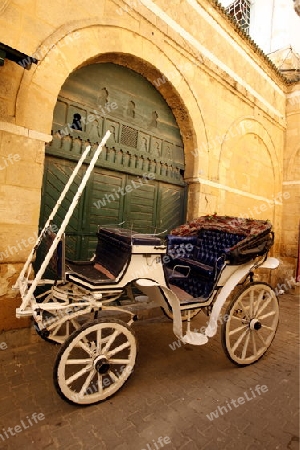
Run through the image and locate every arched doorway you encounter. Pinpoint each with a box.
[39,63,187,260]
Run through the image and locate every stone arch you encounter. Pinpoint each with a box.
[217,116,281,193]
[286,146,300,181]
[15,22,208,181]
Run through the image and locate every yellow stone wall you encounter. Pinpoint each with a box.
[0,0,298,330]
[280,82,300,281]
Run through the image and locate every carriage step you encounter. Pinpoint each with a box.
[182,331,208,346]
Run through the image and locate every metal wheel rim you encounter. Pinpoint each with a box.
[55,320,137,405]
[224,283,279,365]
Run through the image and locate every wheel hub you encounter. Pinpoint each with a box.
[249,318,262,331]
[94,356,110,374]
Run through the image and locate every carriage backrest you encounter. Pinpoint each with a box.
[194,229,245,265]
[95,228,162,277]
[166,236,197,260]
[166,231,245,266]
[95,229,132,277]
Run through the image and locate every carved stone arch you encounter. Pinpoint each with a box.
[15,22,207,181]
[217,117,281,197]
[286,146,300,181]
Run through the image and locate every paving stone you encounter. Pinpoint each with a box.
[178,439,199,450]
[0,293,298,449]
[65,443,84,450]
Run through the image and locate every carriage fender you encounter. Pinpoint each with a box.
[257,256,279,269]
[135,279,184,341]
[204,260,276,339]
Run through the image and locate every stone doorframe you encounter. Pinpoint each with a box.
[15,21,207,219]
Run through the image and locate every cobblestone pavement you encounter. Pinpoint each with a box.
[0,293,299,450]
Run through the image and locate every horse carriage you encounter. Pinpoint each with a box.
[13,132,280,405]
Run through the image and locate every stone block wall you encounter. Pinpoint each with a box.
[279,82,300,283]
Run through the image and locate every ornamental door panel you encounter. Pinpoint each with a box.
[40,62,187,260]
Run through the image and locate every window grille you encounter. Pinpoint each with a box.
[120,125,138,148]
[226,0,251,34]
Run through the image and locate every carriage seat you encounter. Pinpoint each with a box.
[66,228,161,283]
[166,229,245,280]
[93,228,161,279]
[164,229,246,299]
[93,228,132,279]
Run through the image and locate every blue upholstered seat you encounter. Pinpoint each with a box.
[165,230,245,299]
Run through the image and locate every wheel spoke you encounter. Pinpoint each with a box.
[66,365,90,385]
[79,369,96,396]
[108,370,119,382]
[76,340,93,356]
[97,328,102,350]
[251,331,257,358]
[241,331,250,360]
[102,330,120,354]
[107,341,130,358]
[65,358,92,365]
[258,311,276,320]
[249,290,254,317]
[230,315,243,321]
[51,323,62,336]
[232,328,249,353]
[263,325,277,331]
[71,319,81,331]
[238,299,250,315]
[256,295,273,317]
[228,324,248,336]
[256,330,267,348]
[98,373,103,394]
[65,321,70,337]
[109,358,131,365]
[253,290,265,316]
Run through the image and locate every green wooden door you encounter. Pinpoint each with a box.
[40,63,187,261]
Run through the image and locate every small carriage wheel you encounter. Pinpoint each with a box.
[34,315,81,345]
[221,282,279,366]
[53,319,137,405]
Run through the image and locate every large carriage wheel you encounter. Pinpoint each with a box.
[221,282,279,366]
[53,319,137,405]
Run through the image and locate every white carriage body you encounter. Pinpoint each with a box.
[12,132,280,405]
